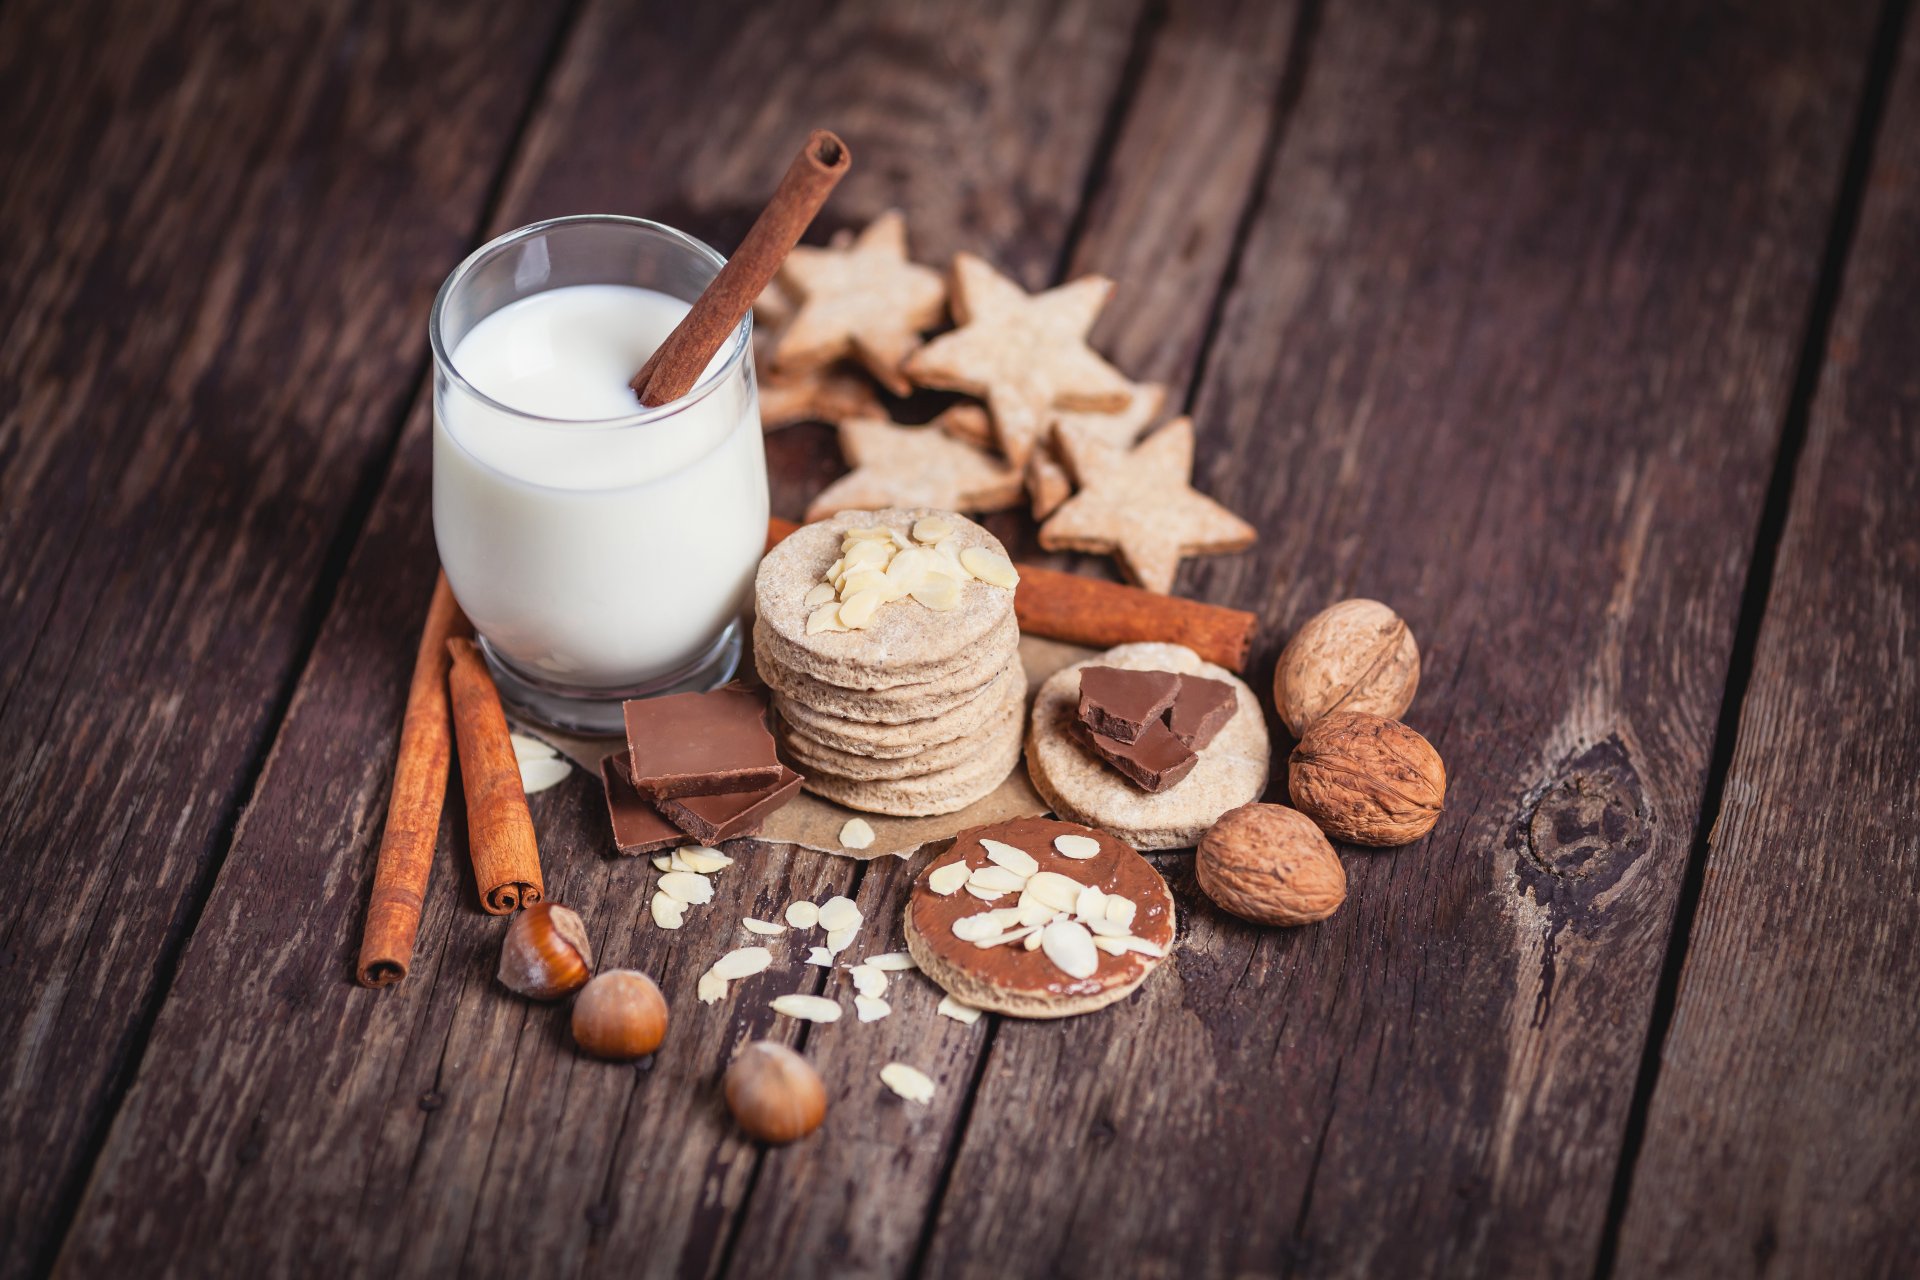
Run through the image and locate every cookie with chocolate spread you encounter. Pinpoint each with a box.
[904,817,1176,1018]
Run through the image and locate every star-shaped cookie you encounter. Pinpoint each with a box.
[756,353,884,431]
[903,254,1132,469]
[1039,417,1256,593]
[805,414,1024,521]
[1026,381,1171,519]
[774,211,947,396]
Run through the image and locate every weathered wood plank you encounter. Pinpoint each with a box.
[0,1,567,1273]
[720,3,1302,1272]
[914,1,1886,1276]
[1612,13,1920,1274]
[56,1,1151,1274]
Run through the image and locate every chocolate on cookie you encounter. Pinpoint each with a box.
[904,817,1175,1018]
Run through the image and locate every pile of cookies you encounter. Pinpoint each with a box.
[752,507,1027,816]
[754,211,1255,594]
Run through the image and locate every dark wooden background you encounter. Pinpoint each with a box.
[3,0,1917,1275]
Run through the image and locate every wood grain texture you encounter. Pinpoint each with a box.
[0,2,567,1274]
[916,0,1884,1275]
[56,1,1152,1273]
[1613,14,1920,1275]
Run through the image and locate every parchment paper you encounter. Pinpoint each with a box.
[520,633,1097,862]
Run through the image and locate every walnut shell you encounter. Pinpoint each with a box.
[1274,599,1420,736]
[1197,803,1346,926]
[1288,712,1444,846]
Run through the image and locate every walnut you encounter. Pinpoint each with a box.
[1274,599,1420,736]
[1288,712,1444,846]
[1197,804,1347,926]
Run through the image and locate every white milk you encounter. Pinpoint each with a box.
[434,284,766,689]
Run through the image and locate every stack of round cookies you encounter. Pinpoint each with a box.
[754,508,1026,816]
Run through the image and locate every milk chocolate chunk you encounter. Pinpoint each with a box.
[1073,719,1198,793]
[602,751,690,855]
[1076,666,1181,745]
[1167,674,1238,750]
[657,767,804,844]
[624,686,783,799]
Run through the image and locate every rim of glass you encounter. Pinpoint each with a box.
[428,214,750,429]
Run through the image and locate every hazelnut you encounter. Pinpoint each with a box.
[724,1041,827,1145]
[1274,599,1420,736]
[572,969,668,1060]
[1197,804,1346,926]
[496,902,593,1000]
[1288,711,1445,846]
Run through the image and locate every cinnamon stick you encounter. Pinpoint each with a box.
[632,130,850,405]
[356,573,467,987]
[446,637,545,914]
[764,518,1258,671]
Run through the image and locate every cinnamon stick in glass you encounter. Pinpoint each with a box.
[631,129,850,405]
[445,637,545,914]
[357,572,466,988]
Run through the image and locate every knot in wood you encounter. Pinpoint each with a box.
[1524,738,1647,881]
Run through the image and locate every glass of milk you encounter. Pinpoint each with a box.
[429,216,768,734]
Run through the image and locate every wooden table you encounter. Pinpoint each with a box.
[4,1,1917,1275]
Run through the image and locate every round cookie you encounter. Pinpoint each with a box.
[778,664,1027,780]
[755,508,1017,691]
[774,659,1025,757]
[755,617,1018,723]
[799,709,1023,816]
[1026,642,1269,850]
[903,816,1175,1019]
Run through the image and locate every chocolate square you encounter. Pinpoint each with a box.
[601,751,690,855]
[1167,675,1238,750]
[1073,718,1198,793]
[623,685,783,799]
[656,767,804,845]
[1076,666,1181,745]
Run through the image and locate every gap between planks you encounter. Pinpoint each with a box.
[1590,0,1917,1272]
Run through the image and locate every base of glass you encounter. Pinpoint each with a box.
[477,621,744,737]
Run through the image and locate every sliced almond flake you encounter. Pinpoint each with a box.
[509,733,558,763]
[959,546,1019,589]
[1024,871,1085,912]
[911,516,954,543]
[770,994,842,1023]
[785,900,821,930]
[937,995,982,1025]
[679,847,734,874]
[839,818,876,850]
[808,603,850,635]
[823,556,846,580]
[1040,920,1099,979]
[880,1062,935,1104]
[1104,895,1138,927]
[854,995,892,1023]
[865,952,916,971]
[650,892,686,930]
[1093,935,1167,958]
[964,882,1009,902]
[972,926,1038,950]
[651,855,675,873]
[742,917,787,936]
[710,946,773,980]
[910,578,961,611]
[697,971,730,1004]
[980,839,1039,878]
[825,924,859,955]
[657,871,714,905]
[842,525,896,543]
[805,946,835,967]
[1084,914,1134,938]
[847,964,887,998]
[518,755,571,794]
[1024,930,1043,951]
[1015,900,1059,928]
[817,896,863,933]
[927,861,971,896]
[838,569,891,600]
[803,582,837,607]
[951,914,1002,942]
[967,865,1028,895]
[889,528,913,550]
[1074,884,1108,922]
[1052,834,1102,860]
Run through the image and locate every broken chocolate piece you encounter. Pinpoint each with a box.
[1076,666,1181,745]
[623,685,783,799]
[1167,674,1238,750]
[656,767,804,845]
[602,751,691,855]
[1072,719,1199,793]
